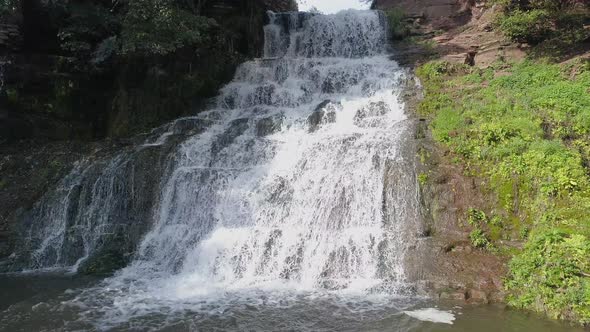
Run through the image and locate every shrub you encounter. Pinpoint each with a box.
[470,229,491,248]
[496,0,589,45]
[506,231,590,323]
[416,61,464,80]
[553,11,590,44]
[496,9,552,43]
[467,208,487,226]
[120,0,216,56]
[57,3,119,56]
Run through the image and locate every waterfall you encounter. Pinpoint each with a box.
[8,9,419,301]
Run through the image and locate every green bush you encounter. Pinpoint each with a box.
[553,11,590,44]
[120,0,216,56]
[506,231,590,323]
[496,0,589,45]
[54,0,224,60]
[468,208,487,226]
[416,61,467,80]
[470,229,491,248]
[497,9,552,43]
[418,173,429,186]
[58,3,119,56]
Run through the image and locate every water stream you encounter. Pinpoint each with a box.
[0,10,583,332]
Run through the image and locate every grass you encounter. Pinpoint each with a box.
[416,59,590,325]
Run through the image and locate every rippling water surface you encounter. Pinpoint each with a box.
[0,274,584,332]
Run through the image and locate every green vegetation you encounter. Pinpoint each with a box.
[385,9,410,40]
[507,231,590,323]
[2,0,269,138]
[467,208,487,226]
[417,59,590,324]
[57,3,119,56]
[0,0,18,15]
[53,0,219,60]
[495,0,589,45]
[120,0,216,56]
[418,173,429,186]
[467,208,493,248]
[470,229,491,248]
[496,9,551,43]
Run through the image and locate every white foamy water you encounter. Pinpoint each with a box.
[121,9,416,296]
[8,10,422,329]
[404,308,456,324]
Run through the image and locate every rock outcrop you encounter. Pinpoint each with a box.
[372,0,475,27]
[377,0,526,68]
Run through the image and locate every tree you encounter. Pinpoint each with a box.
[119,0,216,56]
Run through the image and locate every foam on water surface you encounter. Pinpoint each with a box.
[404,308,456,324]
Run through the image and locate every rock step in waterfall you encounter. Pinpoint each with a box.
[6,10,420,297]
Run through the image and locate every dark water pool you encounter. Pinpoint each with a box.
[0,274,584,332]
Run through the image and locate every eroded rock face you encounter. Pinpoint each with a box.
[372,0,474,20]
[379,0,526,70]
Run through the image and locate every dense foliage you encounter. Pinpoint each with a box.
[1,0,270,138]
[417,60,590,324]
[119,0,216,56]
[52,0,219,60]
[0,0,17,15]
[495,0,589,45]
[57,3,120,57]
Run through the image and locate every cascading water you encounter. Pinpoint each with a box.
[3,9,424,331]
[127,10,418,293]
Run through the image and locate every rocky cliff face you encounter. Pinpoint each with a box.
[372,0,475,23]
[373,0,526,69]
